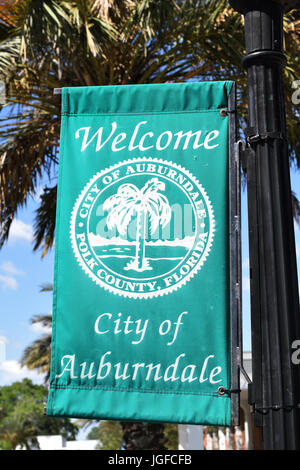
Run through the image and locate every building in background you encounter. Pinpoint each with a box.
[16,435,99,450]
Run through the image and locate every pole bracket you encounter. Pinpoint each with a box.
[218,386,241,396]
[253,403,300,415]
[245,128,286,145]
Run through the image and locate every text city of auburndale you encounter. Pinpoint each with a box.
[56,351,223,385]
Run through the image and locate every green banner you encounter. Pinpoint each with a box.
[47,81,233,426]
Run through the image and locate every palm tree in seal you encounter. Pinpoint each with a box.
[103,177,171,271]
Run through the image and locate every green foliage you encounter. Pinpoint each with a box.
[164,423,179,450]
[88,420,123,450]
[0,379,78,449]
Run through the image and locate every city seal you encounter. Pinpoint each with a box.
[70,157,215,299]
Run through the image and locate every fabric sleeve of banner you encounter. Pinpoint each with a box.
[47,81,233,426]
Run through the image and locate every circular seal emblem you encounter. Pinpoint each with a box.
[70,157,214,299]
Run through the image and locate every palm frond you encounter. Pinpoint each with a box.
[292,190,300,226]
[33,186,57,257]
[21,334,51,382]
[0,36,20,78]
[20,312,52,383]
[0,111,58,249]
[30,313,52,328]
[39,282,53,292]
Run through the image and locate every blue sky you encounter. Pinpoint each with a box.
[0,156,299,387]
[0,192,54,385]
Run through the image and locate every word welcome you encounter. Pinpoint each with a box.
[75,120,220,153]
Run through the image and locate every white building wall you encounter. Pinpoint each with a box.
[33,435,99,450]
[178,425,204,450]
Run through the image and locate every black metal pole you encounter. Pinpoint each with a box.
[229,0,300,449]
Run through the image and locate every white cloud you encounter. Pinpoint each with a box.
[0,261,25,291]
[0,273,18,290]
[0,360,44,386]
[0,261,24,276]
[9,219,33,243]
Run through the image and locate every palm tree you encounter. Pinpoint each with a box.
[21,283,53,382]
[21,314,52,383]
[103,178,171,271]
